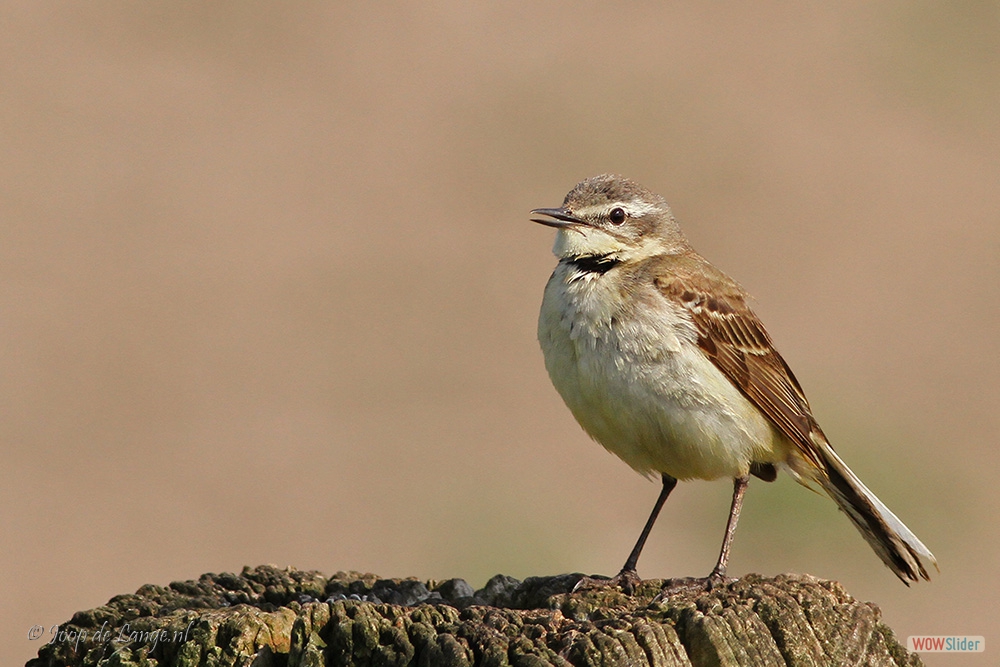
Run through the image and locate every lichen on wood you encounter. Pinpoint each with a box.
[26,566,922,667]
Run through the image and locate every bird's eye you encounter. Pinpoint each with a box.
[609,207,627,225]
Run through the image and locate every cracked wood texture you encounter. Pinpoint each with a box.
[27,566,921,667]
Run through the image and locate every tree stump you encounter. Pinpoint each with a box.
[26,565,922,667]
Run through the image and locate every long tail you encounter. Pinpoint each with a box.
[790,434,937,584]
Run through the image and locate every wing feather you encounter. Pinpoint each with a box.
[654,258,821,466]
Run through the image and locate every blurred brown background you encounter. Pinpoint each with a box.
[4,3,998,665]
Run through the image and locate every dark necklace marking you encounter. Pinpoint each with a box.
[566,254,621,275]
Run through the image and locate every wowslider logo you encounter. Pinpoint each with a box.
[908,636,984,653]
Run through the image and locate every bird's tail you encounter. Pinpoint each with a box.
[789,433,937,584]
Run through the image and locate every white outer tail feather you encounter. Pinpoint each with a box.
[789,435,937,584]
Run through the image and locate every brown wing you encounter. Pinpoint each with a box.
[654,256,823,467]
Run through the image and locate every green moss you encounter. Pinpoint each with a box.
[27,566,920,667]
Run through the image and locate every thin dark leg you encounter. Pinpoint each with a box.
[708,476,749,581]
[573,473,678,594]
[619,473,678,575]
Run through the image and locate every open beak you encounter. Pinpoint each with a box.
[530,207,586,231]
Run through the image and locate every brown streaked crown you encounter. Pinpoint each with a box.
[562,173,668,210]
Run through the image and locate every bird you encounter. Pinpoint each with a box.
[532,174,936,590]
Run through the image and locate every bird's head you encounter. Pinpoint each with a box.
[531,174,689,263]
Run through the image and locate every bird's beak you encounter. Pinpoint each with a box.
[530,207,587,231]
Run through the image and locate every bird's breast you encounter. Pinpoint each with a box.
[537,264,784,480]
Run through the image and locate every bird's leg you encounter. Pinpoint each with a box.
[656,475,750,598]
[575,474,677,594]
[706,475,749,586]
[620,473,678,576]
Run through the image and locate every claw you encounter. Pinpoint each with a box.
[573,569,643,595]
[652,574,736,602]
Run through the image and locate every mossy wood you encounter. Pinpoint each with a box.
[27,566,921,667]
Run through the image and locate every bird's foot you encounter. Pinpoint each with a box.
[705,567,736,590]
[653,570,735,601]
[572,568,644,595]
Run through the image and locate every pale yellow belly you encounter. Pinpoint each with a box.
[539,275,789,480]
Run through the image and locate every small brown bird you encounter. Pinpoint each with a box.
[533,174,936,589]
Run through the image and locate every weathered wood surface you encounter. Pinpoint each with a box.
[27,565,921,667]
